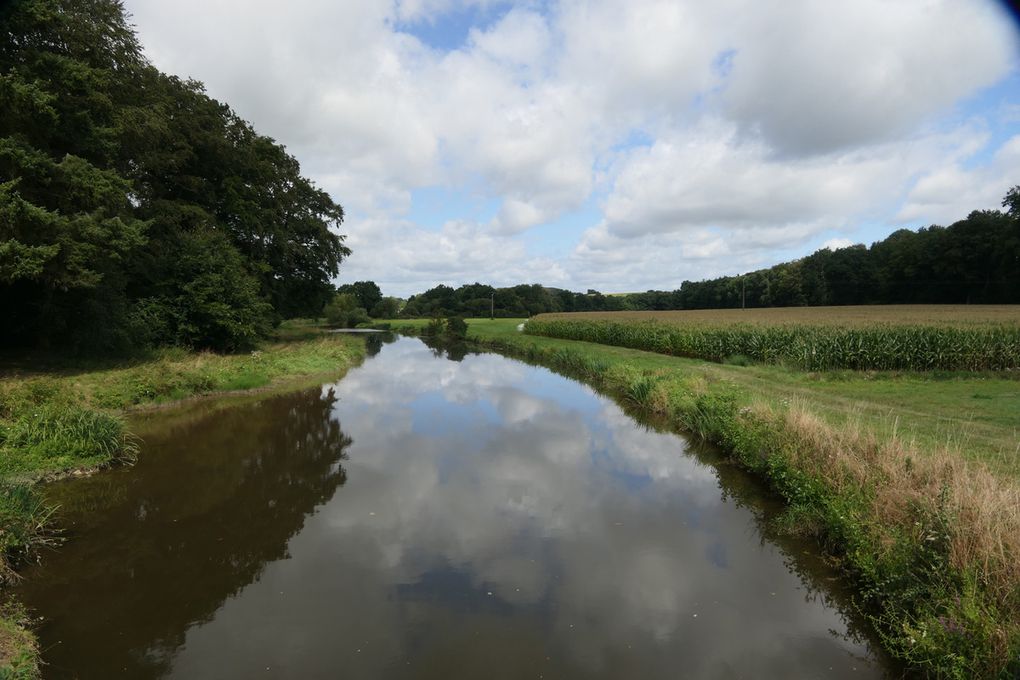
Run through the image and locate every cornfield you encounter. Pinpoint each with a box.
[524,318,1020,371]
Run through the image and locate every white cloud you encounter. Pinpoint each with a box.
[821,238,856,251]
[339,216,569,292]
[122,0,1020,296]
[897,134,1020,224]
[598,120,995,240]
[721,0,1017,155]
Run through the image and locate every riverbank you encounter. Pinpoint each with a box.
[0,325,365,677]
[388,317,1019,678]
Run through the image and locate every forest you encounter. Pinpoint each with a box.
[398,190,1020,317]
[0,0,349,353]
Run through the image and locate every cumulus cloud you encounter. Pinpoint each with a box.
[720,0,1017,156]
[122,0,1020,295]
[897,134,1020,225]
[598,120,997,239]
[340,216,569,290]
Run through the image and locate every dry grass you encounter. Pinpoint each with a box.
[780,404,1020,610]
[537,305,1020,328]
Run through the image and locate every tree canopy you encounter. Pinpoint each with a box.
[0,0,349,352]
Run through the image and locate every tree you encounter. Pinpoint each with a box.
[0,0,351,351]
[130,229,271,350]
[1003,185,1020,218]
[337,281,383,313]
[370,297,401,319]
[323,293,368,328]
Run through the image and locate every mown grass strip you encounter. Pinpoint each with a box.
[525,318,1020,372]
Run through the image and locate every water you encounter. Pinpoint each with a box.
[17,336,889,678]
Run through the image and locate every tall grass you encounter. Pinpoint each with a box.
[0,484,53,583]
[526,319,1020,371]
[1,405,137,469]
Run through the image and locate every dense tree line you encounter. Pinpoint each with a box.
[400,283,630,318]
[674,191,1018,309]
[1,0,349,352]
[397,189,1019,317]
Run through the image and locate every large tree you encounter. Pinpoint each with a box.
[0,0,350,351]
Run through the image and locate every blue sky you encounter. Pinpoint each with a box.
[127,0,1020,296]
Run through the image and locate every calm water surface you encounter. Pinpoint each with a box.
[18,336,890,678]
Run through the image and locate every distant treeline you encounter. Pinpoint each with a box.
[1,0,349,352]
[399,189,1019,317]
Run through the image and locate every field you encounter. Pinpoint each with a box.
[527,306,1020,372]
[537,305,1020,327]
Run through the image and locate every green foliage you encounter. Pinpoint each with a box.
[323,293,369,328]
[0,0,350,353]
[370,296,401,318]
[337,281,382,313]
[526,319,1020,372]
[130,229,272,351]
[445,315,468,339]
[423,316,446,337]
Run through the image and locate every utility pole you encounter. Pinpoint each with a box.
[741,277,746,310]
[490,292,495,320]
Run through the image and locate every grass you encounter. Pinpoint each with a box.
[0,321,365,678]
[385,316,1020,677]
[0,601,38,680]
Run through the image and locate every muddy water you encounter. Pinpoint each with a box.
[18,336,890,678]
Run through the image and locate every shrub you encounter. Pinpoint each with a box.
[445,316,468,339]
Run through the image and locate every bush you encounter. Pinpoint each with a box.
[446,316,468,339]
[324,293,369,328]
[423,316,445,337]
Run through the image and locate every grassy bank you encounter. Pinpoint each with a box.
[388,317,1020,678]
[0,324,364,676]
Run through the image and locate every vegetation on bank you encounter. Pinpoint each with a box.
[0,601,37,680]
[0,328,364,675]
[525,308,1020,372]
[388,317,1020,678]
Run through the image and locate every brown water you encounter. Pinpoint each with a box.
[17,335,891,678]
